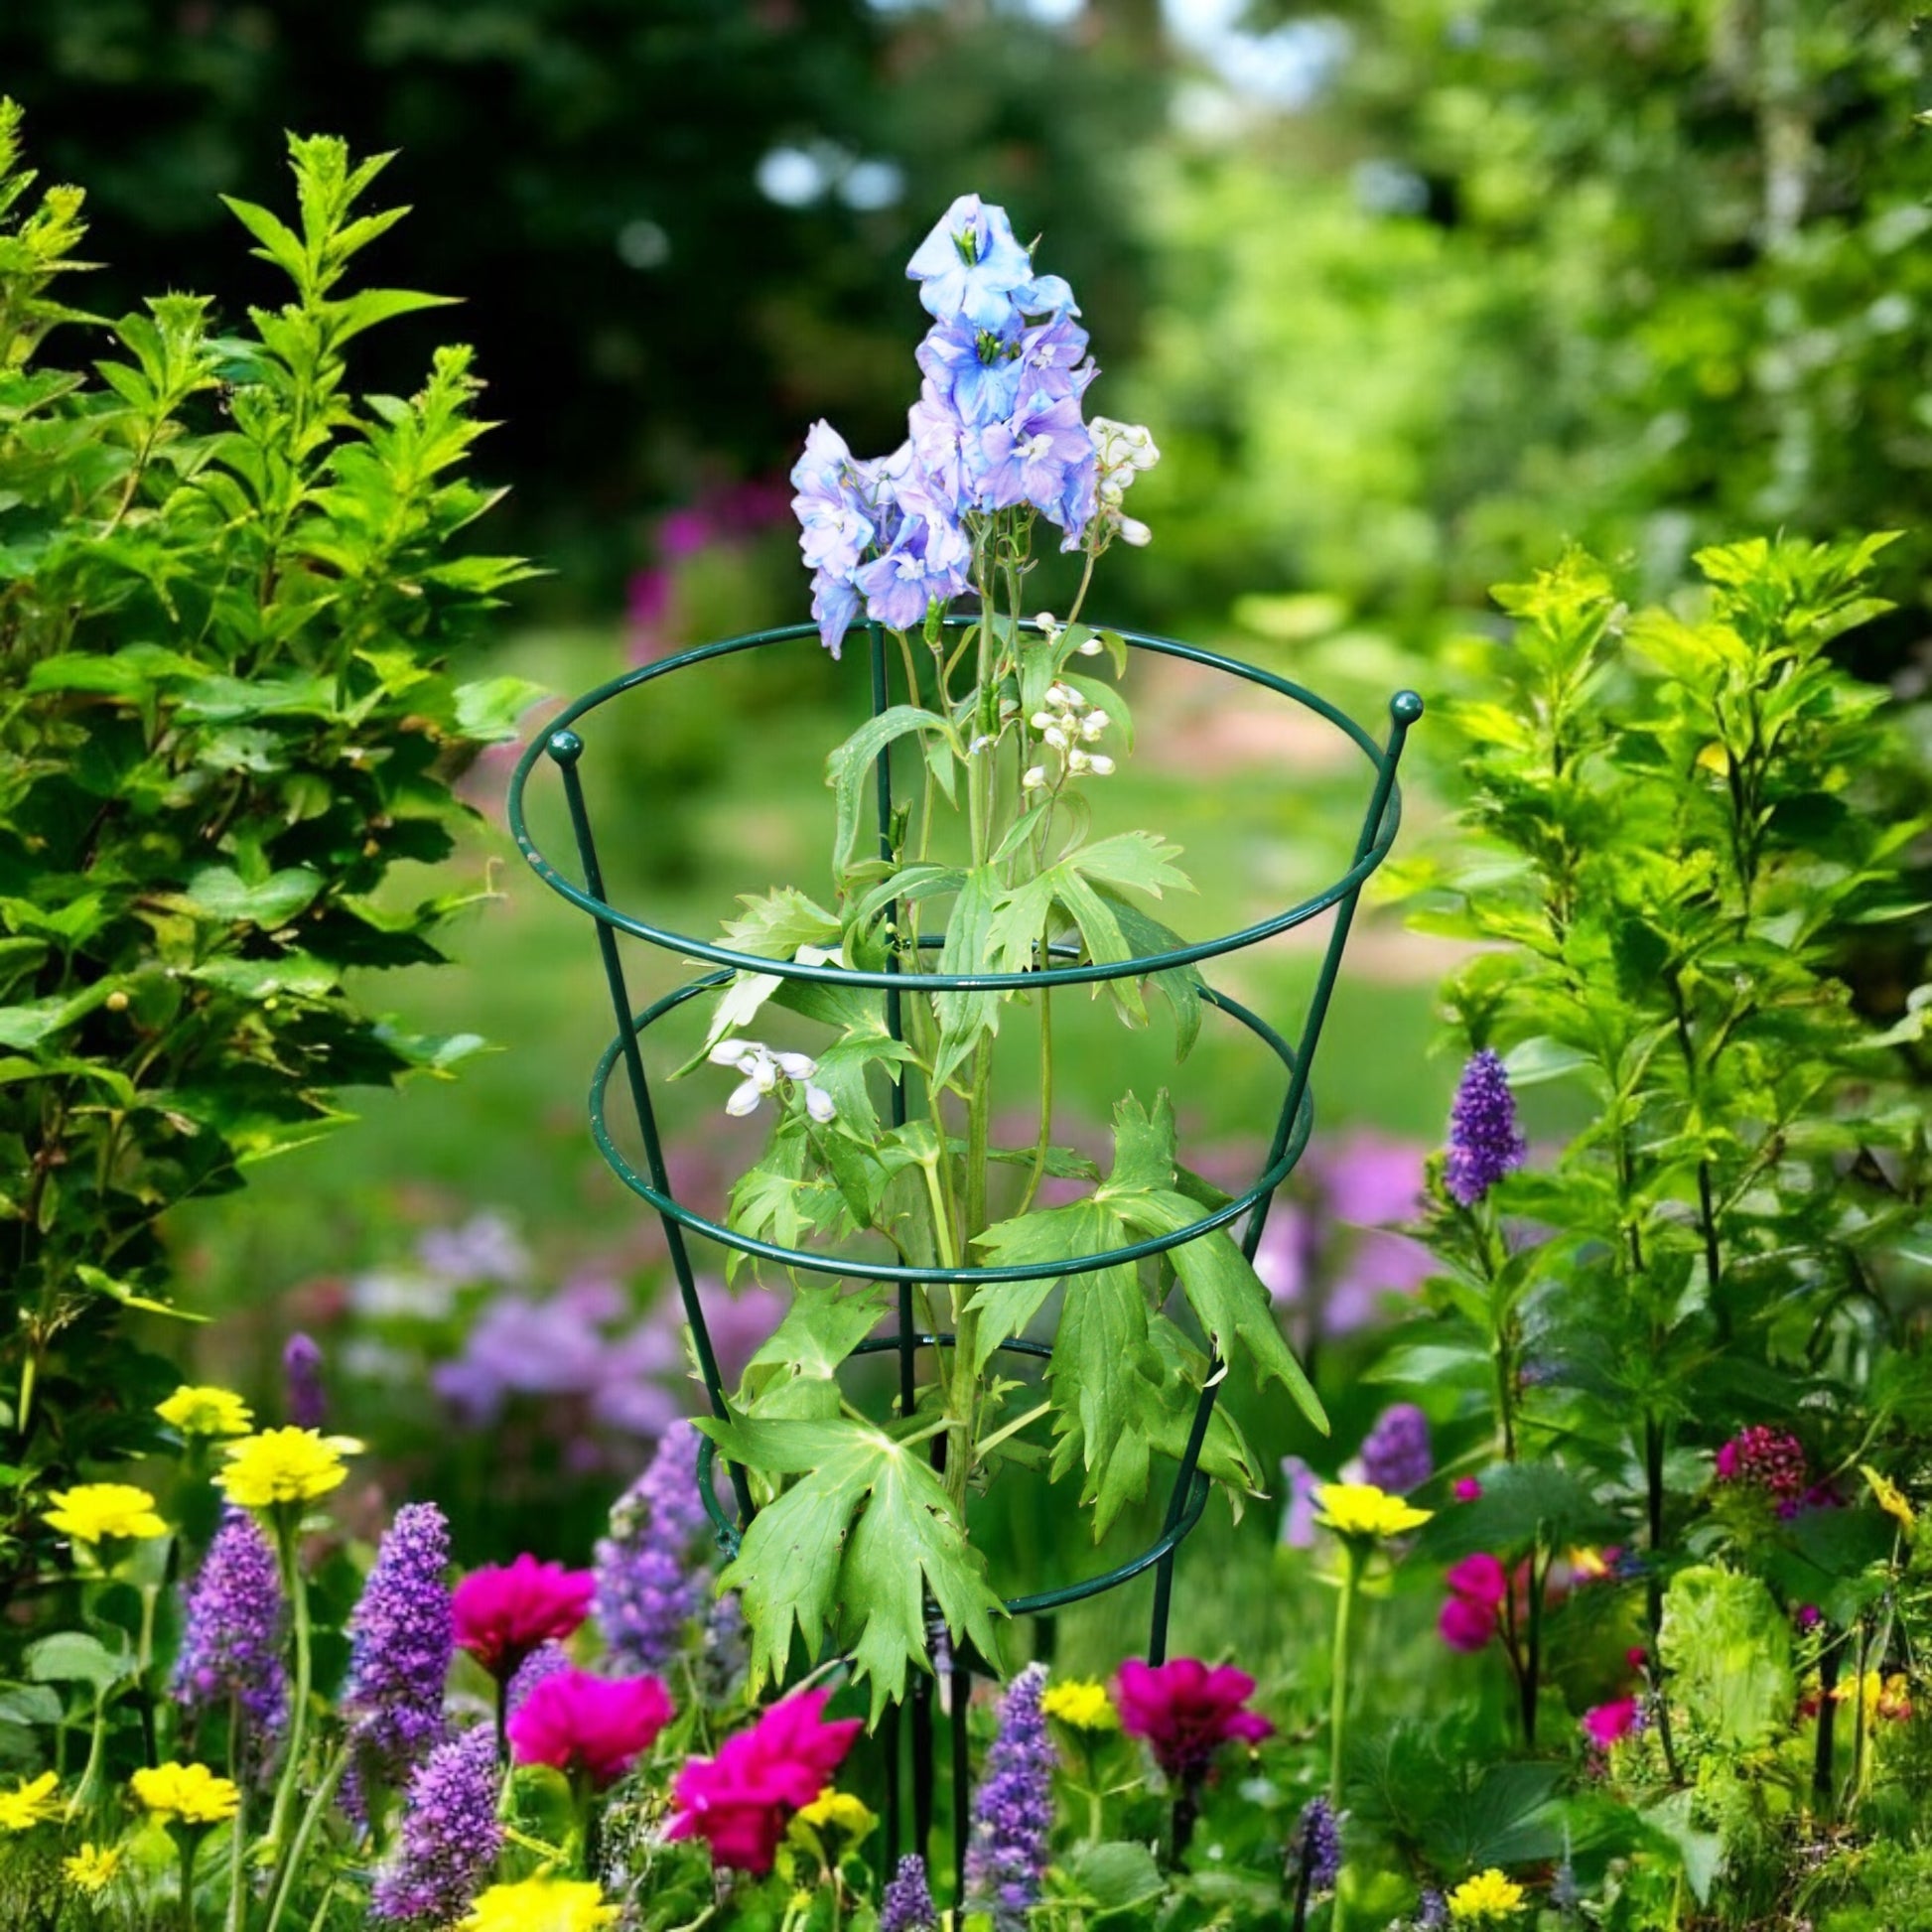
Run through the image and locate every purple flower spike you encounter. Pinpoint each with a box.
[1445,1048,1526,1207]
[964,1663,1054,1931]
[1359,1403,1433,1497]
[1293,1796,1340,1894]
[282,1333,326,1430]
[881,1853,940,1932]
[344,1503,455,1790]
[370,1725,502,1923]
[173,1508,288,1767]
[506,1641,571,1716]
[595,1421,713,1675]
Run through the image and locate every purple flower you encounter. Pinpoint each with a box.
[964,1663,1054,1930]
[1445,1049,1526,1207]
[343,1503,455,1789]
[791,420,878,581]
[905,195,1040,330]
[1279,1455,1321,1549]
[972,387,1095,528]
[506,1641,572,1716]
[915,318,1028,429]
[881,1853,940,1932]
[595,1421,714,1674]
[1415,1888,1449,1929]
[1359,1403,1432,1497]
[1292,1796,1340,1894]
[1714,1426,1810,1511]
[853,477,972,631]
[282,1333,326,1430]
[369,1725,502,1924]
[416,1212,528,1286]
[173,1508,287,1765]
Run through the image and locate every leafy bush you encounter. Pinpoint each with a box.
[0,106,532,1588]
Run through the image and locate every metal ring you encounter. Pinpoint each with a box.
[590,967,1313,1286]
[508,618,1413,992]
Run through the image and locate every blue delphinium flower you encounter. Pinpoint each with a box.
[1359,1403,1433,1497]
[854,478,973,631]
[881,1853,940,1932]
[173,1507,287,1768]
[369,1725,502,1924]
[975,388,1094,527]
[1445,1047,1527,1207]
[964,1663,1055,1931]
[594,1420,714,1675]
[905,195,1041,329]
[343,1502,455,1790]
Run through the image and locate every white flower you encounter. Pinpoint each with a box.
[1076,636,1104,656]
[712,1039,827,1121]
[1030,710,1053,730]
[1087,753,1116,775]
[773,1050,818,1079]
[805,1084,836,1124]
[707,1037,758,1065]
[1081,710,1109,740]
[1045,681,1086,709]
[1043,726,1067,750]
[1118,516,1152,547]
[1023,764,1046,790]
[1066,747,1090,772]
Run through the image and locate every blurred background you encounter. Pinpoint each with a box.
[8,0,1927,1667]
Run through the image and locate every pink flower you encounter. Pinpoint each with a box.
[1439,1552,1509,1653]
[507,1666,672,1786]
[1452,1477,1483,1502]
[1115,1658,1274,1786]
[1582,1698,1641,1749]
[667,1689,862,1874]
[452,1556,595,1681]
[1438,1593,1498,1652]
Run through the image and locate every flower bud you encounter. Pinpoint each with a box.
[1076,636,1104,655]
[1087,754,1115,775]
[1066,748,1090,773]
[1081,711,1108,740]
[1043,727,1067,750]
[1119,516,1152,547]
[1022,765,1046,790]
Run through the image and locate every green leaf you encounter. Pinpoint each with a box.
[26,1631,133,1691]
[932,865,1003,1090]
[183,865,323,927]
[826,706,950,874]
[708,1416,1004,1719]
[1657,1566,1794,1751]
[453,675,547,743]
[1067,1842,1163,1917]
[970,1200,1122,1372]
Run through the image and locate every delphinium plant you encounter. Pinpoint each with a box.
[681,194,1328,1715]
[0,106,535,1594]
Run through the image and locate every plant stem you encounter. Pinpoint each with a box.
[1329,1543,1363,1809]
[261,1748,347,1932]
[179,1832,200,1932]
[263,1512,312,1863]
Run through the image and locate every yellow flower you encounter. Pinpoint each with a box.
[1313,1482,1434,1541]
[63,1843,122,1895]
[43,1483,168,1544]
[795,1787,878,1840]
[461,1875,619,1932]
[156,1386,254,1438]
[1042,1679,1120,1731]
[0,1770,63,1832]
[1861,1464,1916,1534]
[1832,1670,1913,1724]
[130,1762,239,1826]
[216,1428,359,1510]
[1447,1867,1527,1923]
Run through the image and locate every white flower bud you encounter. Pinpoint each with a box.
[1030,711,1053,731]
[708,1037,759,1065]
[774,1050,817,1079]
[1076,636,1105,656]
[969,733,995,754]
[1034,610,1057,629]
[1043,726,1067,750]
[1081,710,1108,739]
[805,1084,837,1124]
[1119,516,1152,547]
[725,1078,763,1117]
[1087,753,1116,775]
[1066,747,1090,772]
[1045,682,1086,709]
[752,1055,778,1092]
[1023,764,1046,789]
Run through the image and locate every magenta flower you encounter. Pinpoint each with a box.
[453,1555,595,1682]
[665,1688,862,1874]
[506,1666,673,1786]
[1439,1553,1509,1653]
[1714,1426,1812,1515]
[1582,1698,1641,1749]
[1115,1658,1273,1787]
[1453,1477,1483,1502]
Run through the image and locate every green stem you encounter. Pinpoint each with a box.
[261,1748,347,1932]
[263,1512,312,1863]
[179,1832,200,1932]
[1329,1544,1363,1809]
[1016,968,1053,1218]
[225,1700,247,1932]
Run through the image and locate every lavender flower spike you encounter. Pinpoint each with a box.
[173,1507,288,1766]
[1359,1404,1432,1497]
[881,1853,940,1932]
[370,1725,503,1924]
[1445,1048,1526,1207]
[344,1502,455,1789]
[964,1663,1054,1931]
[595,1421,712,1674]
[282,1333,326,1429]
[1291,1796,1340,1894]
[506,1641,571,1716]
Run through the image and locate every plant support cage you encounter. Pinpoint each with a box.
[508,617,1421,1893]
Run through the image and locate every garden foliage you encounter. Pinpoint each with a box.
[0,108,531,1589]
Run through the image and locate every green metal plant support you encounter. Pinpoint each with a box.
[508,616,1420,1897]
